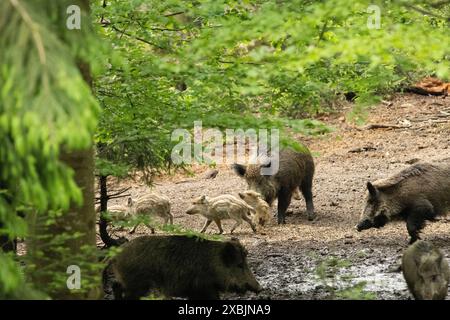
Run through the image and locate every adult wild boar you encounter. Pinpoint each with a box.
[108,235,262,300]
[402,240,449,300]
[356,160,450,243]
[232,148,315,224]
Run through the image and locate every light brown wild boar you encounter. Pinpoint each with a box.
[186,194,257,234]
[233,148,315,224]
[402,240,450,300]
[96,204,129,220]
[356,160,450,243]
[127,193,173,234]
[108,235,262,299]
[238,190,271,227]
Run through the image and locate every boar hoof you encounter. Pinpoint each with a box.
[307,213,317,221]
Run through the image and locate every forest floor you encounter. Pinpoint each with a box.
[103,93,450,300]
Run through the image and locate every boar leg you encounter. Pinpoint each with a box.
[230,219,243,234]
[129,223,139,234]
[200,219,213,233]
[112,281,124,300]
[277,188,292,224]
[162,215,171,225]
[162,212,174,225]
[213,219,224,234]
[301,179,315,221]
[406,200,434,244]
[147,225,155,234]
[141,221,155,234]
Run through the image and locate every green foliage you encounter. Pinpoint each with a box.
[26,225,104,298]
[335,281,377,300]
[95,158,130,178]
[92,0,336,182]
[93,0,449,181]
[141,292,166,300]
[106,211,223,241]
[1,0,449,299]
[160,223,224,241]
[315,256,377,300]
[0,0,100,297]
[0,252,26,298]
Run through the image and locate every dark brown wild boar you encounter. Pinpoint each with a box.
[232,148,315,224]
[108,235,261,300]
[356,160,450,243]
[402,240,450,300]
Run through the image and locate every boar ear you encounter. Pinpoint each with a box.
[232,164,247,177]
[261,160,271,168]
[367,182,378,198]
[260,160,273,176]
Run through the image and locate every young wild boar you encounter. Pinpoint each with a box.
[233,148,315,224]
[402,240,450,300]
[109,235,262,299]
[356,160,450,243]
[127,193,173,234]
[186,195,257,234]
[238,190,271,227]
[96,204,129,220]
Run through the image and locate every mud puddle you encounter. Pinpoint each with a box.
[226,244,410,300]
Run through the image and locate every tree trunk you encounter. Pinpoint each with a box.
[98,175,124,247]
[26,0,101,299]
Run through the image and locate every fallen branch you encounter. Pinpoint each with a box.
[349,146,377,153]
[164,11,185,17]
[357,123,409,130]
[107,186,132,198]
[95,192,132,202]
[175,179,196,184]
[107,193,132,201]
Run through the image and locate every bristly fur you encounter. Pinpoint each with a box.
[239,190,272,226]
[108,235,261,299]
[374,163,439,190]
[233,148,315,224]
[358,159,450,243]
[402,240,450,300]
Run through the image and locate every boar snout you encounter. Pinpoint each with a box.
[247,281,262,293]
[356,219,373,231]
[237,277,261,294]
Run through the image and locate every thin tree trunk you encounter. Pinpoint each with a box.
[98,175,124,247]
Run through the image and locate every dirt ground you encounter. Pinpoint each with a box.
[103,93,450,300]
